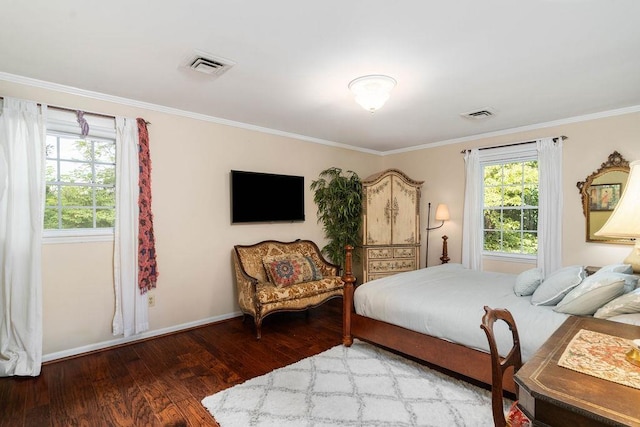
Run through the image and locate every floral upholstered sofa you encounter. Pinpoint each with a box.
[232,239,344,338]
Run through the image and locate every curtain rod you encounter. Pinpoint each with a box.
[0,95,117,120]
[1,96,151,124]
[460,135,567,154]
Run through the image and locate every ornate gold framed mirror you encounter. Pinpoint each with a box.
[577,151,633,244]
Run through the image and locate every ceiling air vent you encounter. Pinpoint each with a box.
[460,108,495,120]
[183,51,235,76]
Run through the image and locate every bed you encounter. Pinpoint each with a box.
[341,246,639,394]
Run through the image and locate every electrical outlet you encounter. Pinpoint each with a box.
[148,293,156,307]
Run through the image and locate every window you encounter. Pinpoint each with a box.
[44,132,116,233]
[483,160,539,256]
[42,109,117,242]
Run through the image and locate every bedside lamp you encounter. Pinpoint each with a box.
[426,203,450,267]
[595,159,640,273]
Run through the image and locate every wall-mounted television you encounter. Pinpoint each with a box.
[231,170,305,223]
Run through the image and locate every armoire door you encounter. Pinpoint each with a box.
[363,174,393,245]
[391,176,419,245]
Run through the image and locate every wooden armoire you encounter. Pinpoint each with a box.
[361,169,423,282]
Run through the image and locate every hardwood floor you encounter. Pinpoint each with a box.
[0,299,343,426]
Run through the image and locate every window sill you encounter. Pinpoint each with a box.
[43,229,114,244]
[482,252,536,264]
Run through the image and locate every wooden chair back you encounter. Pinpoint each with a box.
[481,306,523,427]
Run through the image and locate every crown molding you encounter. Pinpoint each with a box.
[382,104,640,156]
[0,72,380,155]
[2,72,639,157]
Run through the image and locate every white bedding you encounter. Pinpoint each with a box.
[354,263,569,361]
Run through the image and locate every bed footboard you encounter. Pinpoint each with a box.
[341,244,515,394]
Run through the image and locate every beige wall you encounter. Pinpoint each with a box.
[3,78,640,359]
[0,80,384,357]
[385,112,640,272]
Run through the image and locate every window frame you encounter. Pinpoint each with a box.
[43,109,117,244]
[479,145,539,261]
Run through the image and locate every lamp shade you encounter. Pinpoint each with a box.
[595,160,640,238]
[435,204,450,221]
[595,159,640,273]
[348,75,396,112]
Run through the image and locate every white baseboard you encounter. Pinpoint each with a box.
[42,311,243,363]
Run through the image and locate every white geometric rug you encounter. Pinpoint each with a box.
[202,340,500,426]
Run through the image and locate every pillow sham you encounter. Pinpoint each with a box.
[553,273,626,315]
[263,255,323,287]
[593,288,640,319]
[514,268,543,297]
[531,265,586,306]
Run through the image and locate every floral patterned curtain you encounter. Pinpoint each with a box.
[136,118,158,293]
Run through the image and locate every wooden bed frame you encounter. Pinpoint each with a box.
[341,245,516,394]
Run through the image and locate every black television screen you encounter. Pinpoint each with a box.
[231,170,305,223]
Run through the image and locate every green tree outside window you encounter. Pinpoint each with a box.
[44,134,116,230]
[483,160,538,255]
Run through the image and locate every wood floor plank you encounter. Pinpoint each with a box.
[23,403,51,427]
[0,298,343,426]
[0,377,26,426]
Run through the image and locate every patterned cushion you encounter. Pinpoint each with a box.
[506,401,531,427]
[263,255,323,287]
[256,276,343,304]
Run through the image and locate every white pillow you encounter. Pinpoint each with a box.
[595,263,633,274]
[608,272,638,293]
[593,288,640,319]
[531,265,586,306]
[514,268,543,296]
[606,313,640,326]
[553,273,626,315]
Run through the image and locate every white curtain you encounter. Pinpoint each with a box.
[462,149,483,270]
[537,137,563,276]
[113,117,148,337]
[0,98,46,376]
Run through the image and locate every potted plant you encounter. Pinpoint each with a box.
[310,167,362,270]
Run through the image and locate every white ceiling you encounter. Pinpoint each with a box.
[1,0,639,153]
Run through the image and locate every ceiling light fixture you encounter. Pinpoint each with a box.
[348,75,397,113]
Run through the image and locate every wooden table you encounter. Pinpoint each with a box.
[514,316,640,426]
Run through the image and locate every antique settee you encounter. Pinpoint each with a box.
[232,239,344,338]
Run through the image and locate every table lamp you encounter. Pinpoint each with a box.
[595,159,640,273]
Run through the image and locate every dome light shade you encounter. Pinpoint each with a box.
[348,75,397,112]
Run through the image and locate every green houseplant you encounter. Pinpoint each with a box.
[310,167,362,270]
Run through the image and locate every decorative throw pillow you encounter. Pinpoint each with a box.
[554,273,626,315]
[531,265,586,306]
[606,313,640,326]
[593,271,638,293]
[596,263,633,274]
[593,288,640,319]
[263,255,323,287]
[514,268,543,297]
